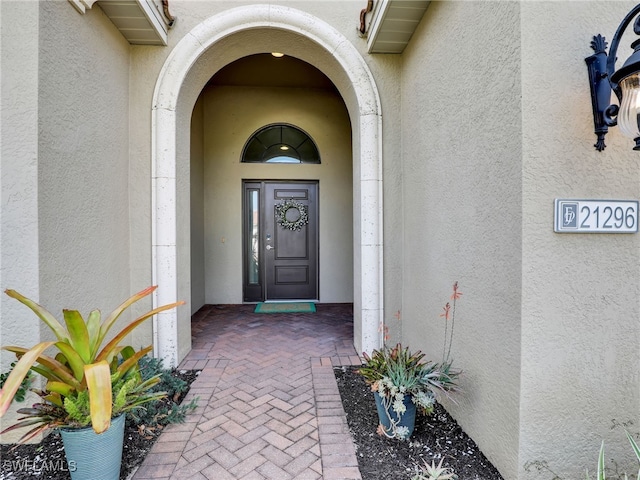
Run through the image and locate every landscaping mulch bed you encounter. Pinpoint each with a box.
[0,369,199,480]
[2,365,503,479]
[334,365,504,480]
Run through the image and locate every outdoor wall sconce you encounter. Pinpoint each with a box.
[587,4,640,151]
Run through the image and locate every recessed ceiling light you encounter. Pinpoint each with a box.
[271,52,284,58]
[280,145,289,150]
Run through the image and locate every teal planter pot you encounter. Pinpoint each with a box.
[374,392,416,439]
[60,414,125,480]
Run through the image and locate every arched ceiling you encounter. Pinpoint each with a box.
[207,53,338,91]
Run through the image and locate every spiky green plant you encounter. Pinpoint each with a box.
[586,432,640,480]
[412,458,458,480]
[357,343,460,439]
[0,286,184,442]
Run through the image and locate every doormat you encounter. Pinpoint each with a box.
[254,302,316,314]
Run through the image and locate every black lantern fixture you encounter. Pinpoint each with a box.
[587,4,640,151]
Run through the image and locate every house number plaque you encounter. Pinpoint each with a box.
[554,199,639,233]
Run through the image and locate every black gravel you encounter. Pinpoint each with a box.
[1,367,503,479]
[334,366,504,480]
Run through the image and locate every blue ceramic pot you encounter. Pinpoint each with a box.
[60,414,125,480]
[374,392,416,439]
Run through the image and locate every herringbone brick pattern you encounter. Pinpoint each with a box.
[132,304,363,480]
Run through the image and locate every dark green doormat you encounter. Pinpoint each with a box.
[254,302,316,313]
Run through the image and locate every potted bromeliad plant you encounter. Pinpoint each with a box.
[0,286,184,480]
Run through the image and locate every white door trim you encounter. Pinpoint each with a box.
[151,4,384,366]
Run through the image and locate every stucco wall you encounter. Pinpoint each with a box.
[520,2,640,478]
[190,98,206,313]
[400,2,522,478]
[37,1,131,316]
[399,1,640,478]
[0,0,43,443]
[197,85,353,304]
[0,1,133,442]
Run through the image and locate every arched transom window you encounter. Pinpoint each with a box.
[241,124,321,164]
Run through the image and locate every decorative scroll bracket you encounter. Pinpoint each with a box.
[586,34,614,151]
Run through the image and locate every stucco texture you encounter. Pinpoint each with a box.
[397,1,640,478]
[520,2,640,478]
[0,0,42,443]
[37,0,132,314]
[1,0,134,441]
[399,2,522,477]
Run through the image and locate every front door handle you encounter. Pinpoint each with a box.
[266,245,274,250]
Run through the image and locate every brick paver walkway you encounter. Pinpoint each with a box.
[132,304,363,480]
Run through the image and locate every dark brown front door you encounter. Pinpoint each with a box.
[242,181,318,302]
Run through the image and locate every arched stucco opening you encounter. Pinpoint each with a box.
[151,4,383,366]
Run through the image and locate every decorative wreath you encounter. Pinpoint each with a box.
[275,198,309,231]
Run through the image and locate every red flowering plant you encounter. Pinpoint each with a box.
[435,282,463,393]
[440,281,462,365]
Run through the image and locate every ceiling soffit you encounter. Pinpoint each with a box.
[69,0,429,52]
[366,0,430,54]
[68,0,173,46]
